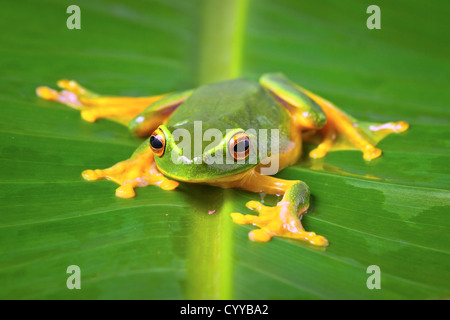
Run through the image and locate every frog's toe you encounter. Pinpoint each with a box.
[231,212,246,224]
[248,228,272,242]
[80,110,98,122]
[37,86,83,108]
[308,127,336,159]
[230,212,259,225]
[397,121,409,133]
[115,183,136,199]
[114,175,178,199]
[57,79,91,97]
[363,145,382,161]
[392,121,409,133]
[82,169,104,181]
[370,120,409,134]
[308,234,329,246]
[158,179,179,191]
[245,200,264,211]
[36,86,58,100]
[245,200,277,222]
[309,147,327,159]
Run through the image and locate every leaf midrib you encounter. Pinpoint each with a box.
[184,0,249,299]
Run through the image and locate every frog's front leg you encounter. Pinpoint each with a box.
[225,171,328,246]
[261,73,409,160]
[37,80,192,197]
[83,139,179,198]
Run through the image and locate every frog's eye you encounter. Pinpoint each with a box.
[229,132,250,161]
[150,128,166,157]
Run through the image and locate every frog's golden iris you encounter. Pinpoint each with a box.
[150,128,165,157]
[229,132,250,161]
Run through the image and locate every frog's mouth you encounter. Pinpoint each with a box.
[155,156,257,184]
[157,162,257,185]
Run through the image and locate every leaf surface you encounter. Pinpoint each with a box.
[0,0,448,299]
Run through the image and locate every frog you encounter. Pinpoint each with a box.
[36,73,409,246]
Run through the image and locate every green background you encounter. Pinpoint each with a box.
[0,0,449,299]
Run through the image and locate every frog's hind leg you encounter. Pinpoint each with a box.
[36,79,169,126]
[304,90,409,160]
[261,73,409,161]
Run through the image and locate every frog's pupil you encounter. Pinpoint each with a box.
[150,135,163,149]
[234,139,249,153]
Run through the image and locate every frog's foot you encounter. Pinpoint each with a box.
[36,79,167,125]
[307,92,409,160]
[231,200,328,246]
[308,124,337,159]
[82,149,178,198]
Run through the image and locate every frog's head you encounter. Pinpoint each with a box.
[149,124,260,182]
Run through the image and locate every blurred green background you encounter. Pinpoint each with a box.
[0,0,449,299]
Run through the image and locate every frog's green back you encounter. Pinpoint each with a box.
[167,78,293,153]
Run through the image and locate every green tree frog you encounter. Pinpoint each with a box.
[37,73,408,246]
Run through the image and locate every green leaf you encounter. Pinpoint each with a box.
[0,0,449,299]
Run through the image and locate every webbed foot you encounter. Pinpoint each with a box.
[82,146,178,198]
[231,200,328,246]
